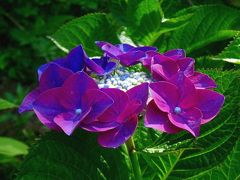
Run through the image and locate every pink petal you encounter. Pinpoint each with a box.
[168,107,202,137]
[80,121,118,132]
[117,50,145,66]
[127,82,149,114]
[117,100,141,123]
[19,89,41,113]
[195,89,224,124]
[149,82,180,112]
[145,100,181,133]
[39,63,73,91]
[164,49,186,59]
[98,115,138,148]
[32,88,65,130]
[81,89,114,123]
[176,57,195,76]
[99,88,128,122]
[151,60,178,80]
[169,72,196,107]
[54,108,91,136]
[153,53,173,64]
[60,72,98,109]
[189,72,217,89]
[96,41,122,58]
[142,51,159,70]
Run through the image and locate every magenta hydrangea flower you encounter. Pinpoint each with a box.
[32,72,113,135]
[20,42,225,148]
[96,41,157,66]
[145,77,224,136]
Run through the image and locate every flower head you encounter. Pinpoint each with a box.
[32,72,113,135]
[145,76,224,136]
[20,42,225,148]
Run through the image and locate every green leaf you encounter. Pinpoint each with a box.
[111,0,191,45]
[216,34,240,64]
[166,5,240,53]
[0,98,17,110]
[17,130,132,180]
[138,69,240,179]
[189,139,240,180]
[51,13,120,56]
[0,137,28,157]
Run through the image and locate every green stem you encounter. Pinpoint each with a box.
[125,137,142,180]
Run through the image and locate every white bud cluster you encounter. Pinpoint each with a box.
[95,67,151,91]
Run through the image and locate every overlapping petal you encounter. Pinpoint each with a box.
[98,115,138,148]
[19,64,72,113]
[38,45,86,79]
[145,100,181,133]
[195,89,224,124]
[96,41,157,66]
[33,72,113,136]
[150,82,180,112]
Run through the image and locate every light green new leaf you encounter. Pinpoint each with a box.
[17,130,132,180]
[167,5,240,53]
[0,98,17,110]
[0,137,28,157]
[51,13,120,56]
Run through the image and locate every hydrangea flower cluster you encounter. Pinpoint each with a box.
[19,41,224,148]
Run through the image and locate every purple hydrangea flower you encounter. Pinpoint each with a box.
[145,77,224,136]
[96,41,157,66]
[80,83,149,148]
[32,72,114,135]
[19,64,73,113]
[19,42,225,148]
[38,45,117,78]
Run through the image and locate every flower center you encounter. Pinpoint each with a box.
[75,108,82,115]
[174,107,181,114]
[95,66,151,91]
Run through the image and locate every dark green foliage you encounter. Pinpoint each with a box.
[17,130,132,180]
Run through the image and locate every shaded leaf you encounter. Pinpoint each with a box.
[17,130,132,180]
[51,13,120,56]
[166,5,240,53]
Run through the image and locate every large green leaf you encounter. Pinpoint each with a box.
[110,0,191,46]
[137,69,240,179]
[0,98,17,110]
[166,5,240,53]
[17,130,132,180]
[0,137,28,164]
[51,13,120,56]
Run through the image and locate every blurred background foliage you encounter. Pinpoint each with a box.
[0,0,240,179]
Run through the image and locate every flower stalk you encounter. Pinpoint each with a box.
[125,137,142,180]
